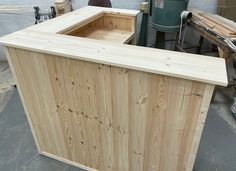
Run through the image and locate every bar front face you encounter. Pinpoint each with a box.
[5,47,214,171]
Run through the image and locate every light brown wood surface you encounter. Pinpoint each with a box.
[6,47,215,171]
[67,14,135,43]
[0,6,227,171]
[0,29,227,86]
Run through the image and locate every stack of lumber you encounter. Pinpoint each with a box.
[218,0,236,21]
[191,10,236,41]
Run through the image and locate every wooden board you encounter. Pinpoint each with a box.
[6,47,215,171]
[0,30,228,86]
[192,10,236,41]
[67,14,135,43]
[71,28,134,43]
[26,6,139,34]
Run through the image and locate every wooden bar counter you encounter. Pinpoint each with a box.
[0,6,228,171]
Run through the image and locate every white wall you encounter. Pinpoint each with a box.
[72,0,143,10]
[189,0,218,13]
[72,0,218,12]
[0,0,218,60]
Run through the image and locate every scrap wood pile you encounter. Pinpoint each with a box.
[192,10,236,42]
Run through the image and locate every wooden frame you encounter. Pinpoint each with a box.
[0,6,227,171]
[64,13,136,44]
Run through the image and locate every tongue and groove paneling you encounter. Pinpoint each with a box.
[6,47,214,171]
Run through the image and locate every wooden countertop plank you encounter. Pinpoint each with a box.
[0,30,228,86]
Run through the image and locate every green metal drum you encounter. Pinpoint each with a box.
[151,0,189,32]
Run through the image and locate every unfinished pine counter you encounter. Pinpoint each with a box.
[0,6,228,171]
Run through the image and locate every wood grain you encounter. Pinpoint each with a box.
[6,47,216,171]
[0,6,227,171]
[0,30,227,86]
[67,14,134,43]
[26,6,139,34]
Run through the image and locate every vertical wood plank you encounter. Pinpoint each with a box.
[9,49,54,152]
[29,52,68,156]
[176,82,206,171]
[46,56,76,160]
[159,78,193,171]
[111,67,129,171]
[8,48,69,156]
[186,84,215,171]
[83,62,103,169]
[129,71,149,171]
[5,47,42,152]
[57,57,84,161]
[70,59,91,166]
[143,75,171,171]
[94,63,115,171]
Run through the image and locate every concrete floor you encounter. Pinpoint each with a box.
[1,88,236,171]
